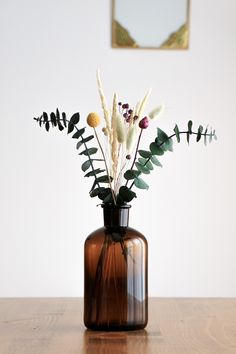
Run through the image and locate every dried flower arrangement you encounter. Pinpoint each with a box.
[34,72,216,205]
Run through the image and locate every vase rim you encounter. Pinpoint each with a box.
[101,203,131,210]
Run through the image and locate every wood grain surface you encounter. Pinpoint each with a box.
[0,298,236,354]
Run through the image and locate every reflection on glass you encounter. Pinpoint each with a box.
[83,329,149,354]
[112,0,190,49]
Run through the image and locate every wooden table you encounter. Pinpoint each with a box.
[0,298,236,354]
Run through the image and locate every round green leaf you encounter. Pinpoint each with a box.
[150,155,162,167]
[138,150,151,158]
[118,186,137,203]
[79,147,98,156]
[134,177,149,190]
[150,142,164,156]
[135,162,150,174]
[81,160,91,172]
[124,170,140,180]
[72,128,85,139]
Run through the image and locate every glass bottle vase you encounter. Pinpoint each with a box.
[84,204,148,330]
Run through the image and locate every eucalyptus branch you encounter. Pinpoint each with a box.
[129,129,216,191]
[34,116,102,190]
[143,130,216,168]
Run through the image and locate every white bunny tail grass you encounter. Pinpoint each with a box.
[149,104,165,119]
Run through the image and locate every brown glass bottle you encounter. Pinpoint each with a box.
[84,204,148,331]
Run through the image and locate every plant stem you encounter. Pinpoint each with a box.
[125,129,143,186]
[93,128,116,205]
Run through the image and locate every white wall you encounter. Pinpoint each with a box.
[0,0,235,297]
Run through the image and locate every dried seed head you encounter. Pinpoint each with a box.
[87,112,101,128]
[102,127,108,136]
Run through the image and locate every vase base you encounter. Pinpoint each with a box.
[84,323,147,331]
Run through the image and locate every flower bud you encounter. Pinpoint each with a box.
[139,117,149,129]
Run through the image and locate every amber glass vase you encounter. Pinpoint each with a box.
[84,204,148,331]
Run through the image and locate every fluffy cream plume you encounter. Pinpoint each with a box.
[116,114,126,143]
[126,124,138,152]
[96,70,112,141]
[137,88,152,120]
[111,93,118,181]
[149,104,165,119]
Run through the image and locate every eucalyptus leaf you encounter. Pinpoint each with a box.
[138,150,151,158]
[138,158,153,170]
[76,141,83,150]
[103,193,113,203]
[62,112,67,127]
[124,170,140,180]
[134,177,149,190]
[118,186,137,203]
[81,160,91,172]
[82,135,94,143]
[90,187,105,198]
[45,121,50,131]
[187,132,190,144]
[79,147,98,156]
[56,108,60,121]
[58,123,64,131]
[174,124,180,143]
[188,120,193,134]
[150,142,164,156]
[84,169,105,177]
[96,175,112,183]
[72,128,85,139]
[69,112,80,125]
[196,125,203,142]
[67,123,74,134]
[50,112,57,126]
[43,112,48,123]
[209,129,213,143]
[98,188,112,200]
[157,137,173,152]
[135,162,150,174]
[157,127,169,142]
[151,155,162,167]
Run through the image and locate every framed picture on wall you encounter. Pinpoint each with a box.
[112,0,190,49]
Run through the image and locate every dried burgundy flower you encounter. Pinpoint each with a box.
[139,116,149,129]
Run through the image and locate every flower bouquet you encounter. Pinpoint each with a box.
[34,72,216,330]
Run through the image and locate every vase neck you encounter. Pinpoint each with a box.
[102,205,130,228]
